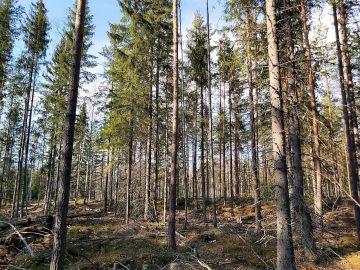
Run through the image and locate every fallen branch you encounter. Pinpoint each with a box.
[194,257,212,270]
[113,262,130,270]
[175,231,186,240]
[0,221,35,257]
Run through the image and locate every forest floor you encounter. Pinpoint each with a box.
[0,198,359,270]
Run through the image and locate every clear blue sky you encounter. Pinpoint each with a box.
[20,0,225,71]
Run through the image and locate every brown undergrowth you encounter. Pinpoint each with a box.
[0,199,359,269]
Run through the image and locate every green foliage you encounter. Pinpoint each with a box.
[187,12,208,89]
[103,0,172,149]
[42,2,95,136]
[0,0,22,103]
[23,0,50,61]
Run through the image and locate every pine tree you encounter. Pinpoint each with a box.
[187,12,208,222]
[0,0,20,110]
[168,0,179,250]
[50,0,87,268]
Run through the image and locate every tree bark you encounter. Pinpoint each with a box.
[228,86,234,217]
[338,0,360,165]
[333,2,360,243]
[168,0,179,250]
[144,84,153,221]
[246,8,261,231]
[50,0,86,268]
[286,0,315,257]
[300,0,322,228]
[265,0,296,269]
[126,131,133,224]
[205,0,217,228]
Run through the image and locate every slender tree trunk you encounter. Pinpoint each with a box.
[44,140,55,217]
[228,86,234,217]
[75,153,81,204]
[21,61,38,217]
[0,93,15,207]
[177,6,188,227]
[218,83,223,200]
[234,136,240,198]
[265,0,296,268]
[222,82,227,202]
[333,2,360,242]
[192,93,198,210]
[325,78,341,197]
[126,131,133,225]
[163,98,169,223]
[300,0,322,228]
[205,0,217,227]
[200,85,207,222]
[50,1,86,268]
[263,145,268,200]
[338,0,360,164]
[168,0,179,250]
[104,151,109,213]
[144,83,153,221]
[246,9,261,231]
[286,0,315,257]
[154,61,160,222]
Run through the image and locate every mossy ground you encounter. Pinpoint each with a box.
[1,199,359,269]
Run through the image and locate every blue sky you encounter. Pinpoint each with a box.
[20,0,226,72]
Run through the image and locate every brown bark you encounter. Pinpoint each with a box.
[50,0,86,268]
[333,2,360,242]
[300,0,322,228]
[286,0,315,257]
[338,0,360,163]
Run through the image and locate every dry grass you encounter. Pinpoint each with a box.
[0,200,359,269]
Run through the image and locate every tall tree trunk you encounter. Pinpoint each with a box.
[333,2,360,242]
[44,138,55,217]
[75,153,81,204]
[163,97,169,223]
[205,0,217,227]
[246,8,261,231]
[228,86,234,217]
[286,0,315,257]
[144,85,153,221]
[104,151,109,213]
[265,0,296,269]
[50,0,86,268]
[154,61,160,222]
[179,6,188,228]
[21,60,38,217]
[262,145,268,200]
[338,0,360,164]
[126,130,133,225]
[222,82,227,202]
[200,85,207,222]
[192,96,198,210]
[168,0,179,250]
[300,0,322,228]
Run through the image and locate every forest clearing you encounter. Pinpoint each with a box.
[0,0,360,269]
